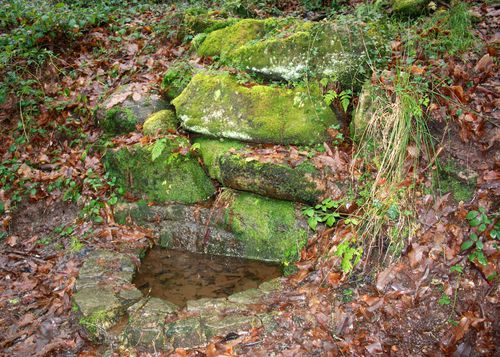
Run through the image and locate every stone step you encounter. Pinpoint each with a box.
[194,137,331,204]
[172,71,337,145]
[142,109,178,135]
[114,190,310,266]
[103,136,215,204]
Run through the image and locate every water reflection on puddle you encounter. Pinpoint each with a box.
[133,247,282,306]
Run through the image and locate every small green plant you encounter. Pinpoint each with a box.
[438,293,451,306]
[151,138,168,161]
[329,123,345,145]
[70,236,84,252]
[461,207,498,267]
[302,198,344,230]
[323,88,353,113]
[335,237,363,274]
[341,288,354,302]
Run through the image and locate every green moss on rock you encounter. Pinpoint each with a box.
[178,10,238,42]
[143,110,178,135]
[224,192,308,264]
[173,72,337,145]
[73,287,123,341]
[198,19,372,85]
[197,19,271,57]
[392,0,430,16]
[100,107,137,135]
[219,155,324,204]
[104,137,215,204]
[194,137,246,181]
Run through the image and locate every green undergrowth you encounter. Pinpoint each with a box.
[353,69,434,265]
[0,0,153,111]
[418,2,477,56]
[341,1,477,271]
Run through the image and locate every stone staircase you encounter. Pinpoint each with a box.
[73,13,377,352]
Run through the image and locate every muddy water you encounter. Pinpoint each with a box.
[133,247,282,306]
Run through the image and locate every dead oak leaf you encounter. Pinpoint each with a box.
[474,54,493,73]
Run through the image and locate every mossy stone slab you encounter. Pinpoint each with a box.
[73,287,123,341]
[122,297,178,350]
[173,72,337,145]
[104,137,215,204]
[194,138,246,182]
[203,314,262,340]
[199,19,372,86]
[142,109,178,135]
[165,317,207,348]
[194,137,325,204]
[197,18,276,57]
[114,191,309,265]
[177,10,238,42]
[223,192,308,264]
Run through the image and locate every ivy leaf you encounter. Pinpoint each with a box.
[438,294,451,305]
[466,210,478,221]
[326,215,336,227]
[460,240,474,251]
[151,139,166,161]
[475,251,488,266]
[469,217,481,227]
[303,207,315,217]
[308,217,318,230]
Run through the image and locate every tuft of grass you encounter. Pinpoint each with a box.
[353,68,434,265]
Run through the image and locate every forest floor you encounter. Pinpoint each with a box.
[0,1,498,356]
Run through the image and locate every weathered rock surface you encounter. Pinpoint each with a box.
[104,136,215,204]
[165,317,206,348]
[142,109,178,135]
[121,297,178,350]
[114,191,309,264]
[97,84,169,135]
[73,250,142,341]
[203,314,261,340]
[186,297,247,315]
[198,19,371,85]
[350,80,388,142]
[74,248,284,351]
[178,10,238,42]
[173,72,336,145]
[195,138,327,204]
